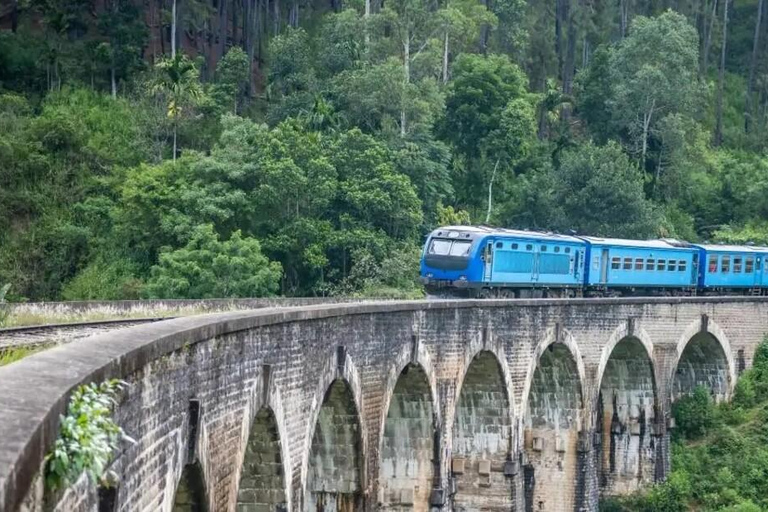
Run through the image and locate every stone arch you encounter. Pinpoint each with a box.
[172,461,209,512]
[235,407,287,511]
[595,333,659,496]
[305,378,364,511]
[452,350,515,511]
[301,348,368,502]
[671,318,735,402]
[522,330,585,512]
[230,366,293,510]
[379,363,436,511]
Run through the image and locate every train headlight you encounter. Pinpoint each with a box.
[458,275,467,281]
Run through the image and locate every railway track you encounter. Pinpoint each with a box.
[0,317,171,351]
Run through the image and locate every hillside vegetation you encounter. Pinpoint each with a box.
[2,0,768,300]
[603,340,768,512]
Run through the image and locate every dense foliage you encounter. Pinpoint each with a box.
[602,339,768,512]
[2,0,768,300]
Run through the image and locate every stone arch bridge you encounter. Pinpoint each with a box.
[1,297,766,512]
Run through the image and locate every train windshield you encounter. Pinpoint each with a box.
[428,239,472,257]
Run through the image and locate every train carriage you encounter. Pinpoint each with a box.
[582,237,698,295]
[693,244,768,294]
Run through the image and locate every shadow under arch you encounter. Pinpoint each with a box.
[521,329,586,512]
[235,407,287,511]
[302,348,367,511]
[669,318,736,403]
[594,331,659,496]
[173,460,209,512]
[379,362,436,510]
[452,349,515,511]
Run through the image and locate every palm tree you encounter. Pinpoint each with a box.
[150,54,203,162]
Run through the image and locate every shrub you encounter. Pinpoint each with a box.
[672,385,717,440]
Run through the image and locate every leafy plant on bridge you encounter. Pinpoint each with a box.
[44,379,134,491]
[0,283,9,327]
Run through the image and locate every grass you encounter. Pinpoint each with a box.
[0,345,48,366]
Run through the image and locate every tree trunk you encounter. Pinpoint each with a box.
[485,158,500,223]
[714,0,729,146]
[11,0,19,32]
[171,0,177,57]
[442,30,449,83]
[746,0,764,132]
[563,0,576,96]
[173,121,178,162]
[641,100,654,167]
[620,0,628,38]
[479,0,490,53]
[401,37,410,137]
[111,61,117,98]
[273,0,279,35]
[218,0,229,61]
[702,0,717,76]
[556,0,565,79]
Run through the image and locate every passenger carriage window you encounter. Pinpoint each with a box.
[635,258,644,270]
[526,244,533,251]
[496,242,503,249]
[657,259,666,271]
[593,256,600,270]
[734,257,743,273]
[541,245,547,252]
[679,260,687,272]
[646,259,655,271]
[746,257,755,273]
[565,247,571,253]
[668,260,677,271]
[611,257,620,270]
[721,255,730,273]
[429,239,452,255]
[623,258,632,270]
[449,241,472,256]
[555,246,560,253]
[709,255,718,273]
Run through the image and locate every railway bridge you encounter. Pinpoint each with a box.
[1,297,766,512]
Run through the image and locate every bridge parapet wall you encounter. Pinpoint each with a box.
[1,298,766,512]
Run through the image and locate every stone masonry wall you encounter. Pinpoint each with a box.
[2,298,768,512]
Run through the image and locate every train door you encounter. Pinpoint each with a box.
[600,248,610,284]
[483,241,493,282]
[691,253,700,287]
[531,245,540,283]
[756,256,763,287]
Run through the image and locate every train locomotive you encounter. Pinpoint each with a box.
[419,225,768,298]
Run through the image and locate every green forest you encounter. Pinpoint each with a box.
[1,0,768,301]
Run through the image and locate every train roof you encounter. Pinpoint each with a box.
[430,226,584,243]
[578,236,695,251]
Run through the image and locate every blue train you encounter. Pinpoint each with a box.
[419,226,768,297]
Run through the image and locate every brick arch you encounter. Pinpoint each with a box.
[451,349,516,511]
[302,349,367,511]
[521,329,586,512]
[379,362,436,511]
[669,317,736,401]
[594,332,659,496]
